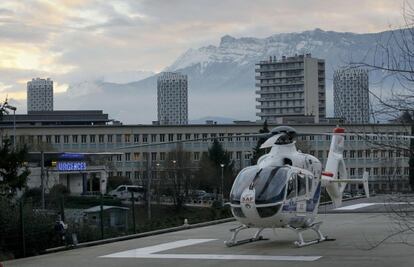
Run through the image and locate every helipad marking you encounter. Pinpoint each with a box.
[335,203,376,210]
[101,239,321,261]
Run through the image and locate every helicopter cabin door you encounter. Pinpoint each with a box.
[295,173,308,216]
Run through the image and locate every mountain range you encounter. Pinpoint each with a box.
[55,28,396,124]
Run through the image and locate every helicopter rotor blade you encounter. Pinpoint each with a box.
[260,133,284,149]
[299,132,414,139]
[115,133,269,150]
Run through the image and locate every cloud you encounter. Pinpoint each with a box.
[0,0,410,120]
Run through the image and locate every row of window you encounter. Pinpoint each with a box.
[111,151,252,162]
[13,133,259,144]
[309,149,408,159]
[349,167,409,176]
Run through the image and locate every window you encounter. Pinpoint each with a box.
[107,134,113,143]
[143,134,148,143]
[350,150,355,158]
[194,152,200,161]
[99,135,104,143]
[358,168,363,176]
[177,134,182,141]
[54,135,60,143]
[194,133,199,139]
[244,153,251,160]
[236,134,241,141]
[125,153,131,161]
[297,174,307,196]
[90,135,96,143]
[151,152,157,161]
[125,171,131,178]
[168,134,174,142]
[350,168,355,176]
[236,151,242,159]
[63,135,69,144]
[373,168,379,175]
[125,134,131,143]
[117,171,122,177]
[160,152,166,161]
[357,150,363,158]
[185,134,191,140]
[202,133,208,141]
[160,134,165,142]
[133,152,140,161]
[72,135,78,143]
[81,135,87,143]
[134,134,140,143]
[37,135,43,143]
[45,135,51,144]
[134,171,140,179]
[116,134,122,143]
[116,154,122,161]
[365,150,371,158]
[151,134,157,142]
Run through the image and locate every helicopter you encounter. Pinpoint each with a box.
[225,125,370,247]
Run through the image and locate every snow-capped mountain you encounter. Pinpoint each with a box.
[60,28,398,123]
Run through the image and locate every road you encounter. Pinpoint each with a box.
[4,196,414,267]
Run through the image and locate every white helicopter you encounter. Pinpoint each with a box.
[225,126,370,247]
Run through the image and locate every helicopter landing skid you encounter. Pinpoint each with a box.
[224,225,266,247]
[288,222,327,247]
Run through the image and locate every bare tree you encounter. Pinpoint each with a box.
[348,2,414,248]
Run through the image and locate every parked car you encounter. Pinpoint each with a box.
[343,192,352,199]
[109,185,145,200]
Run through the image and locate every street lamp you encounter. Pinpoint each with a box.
[4,103,16,150]
[220,163,225,205]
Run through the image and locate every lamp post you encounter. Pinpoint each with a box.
[220,163,225,205]
[4,103,16,150]
[172,160,177,204]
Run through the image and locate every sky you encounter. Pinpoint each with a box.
[0,0,410,117]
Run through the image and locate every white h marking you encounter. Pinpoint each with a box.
[101,239,321,261]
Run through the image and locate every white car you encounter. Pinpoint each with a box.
[109,185,145,200]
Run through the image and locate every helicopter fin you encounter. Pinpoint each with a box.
[322,127,347,207]
[322,127,370,207]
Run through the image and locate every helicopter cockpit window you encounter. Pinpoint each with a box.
[230,166,260,204]
[297,173,307,196]
[286,175,296,199]
[254,166,290,204]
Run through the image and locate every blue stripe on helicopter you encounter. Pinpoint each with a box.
[281,182,321,212]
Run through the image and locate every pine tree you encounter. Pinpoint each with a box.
[0,139,30,197]
[251,120,270,164]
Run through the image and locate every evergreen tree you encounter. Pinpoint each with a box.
[195,139,235,196]
[0,139,30,197]
[251,120,270,164]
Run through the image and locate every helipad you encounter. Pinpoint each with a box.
[4,197,414,267]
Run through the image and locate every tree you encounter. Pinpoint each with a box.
[0,139,30,197]
[162,144,194,210]
[251,120,270,164]
[195,139,235,197]
[348,2,414,248]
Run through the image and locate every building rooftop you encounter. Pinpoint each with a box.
[0,110,111,126]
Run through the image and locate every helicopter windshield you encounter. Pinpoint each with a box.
[254,166,289,204]
[230,166,289,205]
[230,166,260,204]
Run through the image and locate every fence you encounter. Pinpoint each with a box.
[0,192,231,260]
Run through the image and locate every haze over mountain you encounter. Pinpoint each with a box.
[55,28,395,124]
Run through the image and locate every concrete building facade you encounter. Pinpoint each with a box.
[27,78,53,112]
[157,72,188,125]
[1,122,410,194]
[334,68,370,123]
[255,54,326,123]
